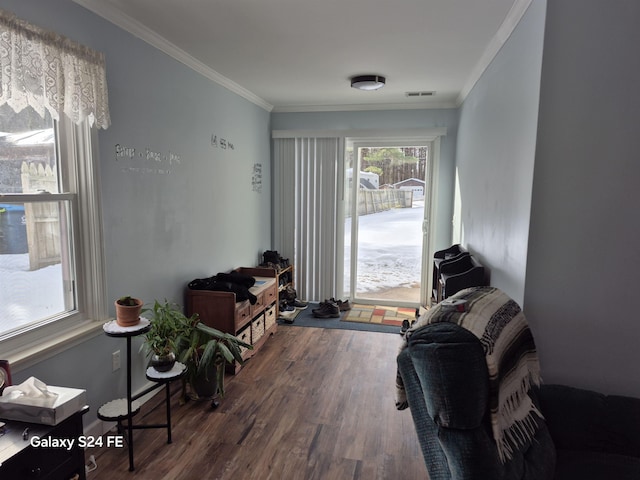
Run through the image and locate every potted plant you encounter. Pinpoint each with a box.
[141,300,252,402]
[141,299,185,372]
[115,295,143,327]
[175,312,252,405]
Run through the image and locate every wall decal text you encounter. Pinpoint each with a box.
[252,163,262,193]
[114,143,182,175]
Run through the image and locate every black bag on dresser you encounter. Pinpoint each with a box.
[188,272,257,304]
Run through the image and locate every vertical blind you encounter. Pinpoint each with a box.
[273,137,342,302]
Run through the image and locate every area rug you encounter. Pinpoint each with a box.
[277,303,404,334]
[342,304,417,327]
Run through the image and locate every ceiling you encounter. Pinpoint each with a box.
[73,0,532,112]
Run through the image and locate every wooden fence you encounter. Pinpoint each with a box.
[21,161,61,270]
[345,189,413,217]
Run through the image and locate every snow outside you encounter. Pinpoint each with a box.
[1,200,425,334]
[344,199,424,303]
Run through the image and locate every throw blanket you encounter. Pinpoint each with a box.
[396,286,542,462]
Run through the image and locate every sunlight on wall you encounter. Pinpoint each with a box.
[452,167,463,245]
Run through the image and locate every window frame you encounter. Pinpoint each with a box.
[0,115,107,367]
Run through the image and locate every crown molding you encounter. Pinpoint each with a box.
[271,100,458,113]
[456,0,533,106]
[272,128,447,140]
[74,0,531,114]
[72,0,274,112]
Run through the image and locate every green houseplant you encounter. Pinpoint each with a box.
[141,299,252,400]
[141,299,184,372]
[175,313,253,403]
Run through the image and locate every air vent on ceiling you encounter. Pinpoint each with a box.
[405,91,435,97]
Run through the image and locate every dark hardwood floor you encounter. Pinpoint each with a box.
[86,325,428,479]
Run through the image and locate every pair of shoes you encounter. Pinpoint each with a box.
[292,299,308,310]
[399,318,418,335]
[312,300,340,318]
[330,297,351,311]
[400,319,411,334]
[311,299,335,314]
[262,250,290,269]
[280,298,308,310]
[280,303,295,312]
[260,261,282,273]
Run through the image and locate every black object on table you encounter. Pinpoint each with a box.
[0,405,89,480]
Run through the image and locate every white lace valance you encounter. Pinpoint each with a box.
[0,9,111,129]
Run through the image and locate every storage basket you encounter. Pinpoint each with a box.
[251,313,265,344]
[238,324,251,356]
[264,305,276,331]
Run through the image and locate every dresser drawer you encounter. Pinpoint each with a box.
[235,300,251,329]
[264,283,277,306]
[251,291,265,316]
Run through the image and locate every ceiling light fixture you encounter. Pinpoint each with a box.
[350,75,386,91]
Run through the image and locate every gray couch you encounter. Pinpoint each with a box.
[397,321,640,479]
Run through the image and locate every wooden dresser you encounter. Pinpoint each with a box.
[185,267,278,373]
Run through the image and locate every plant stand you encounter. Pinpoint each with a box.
[98,319,186,471]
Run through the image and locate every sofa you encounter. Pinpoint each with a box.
[539,384,640,479]
[397,308,640,479]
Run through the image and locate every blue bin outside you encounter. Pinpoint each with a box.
[0,204,28,254]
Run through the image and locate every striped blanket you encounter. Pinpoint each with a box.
[396,286,542,462]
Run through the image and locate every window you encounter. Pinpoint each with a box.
[0,104,106,356]
[0,105,74,333]
[0,9,110,360]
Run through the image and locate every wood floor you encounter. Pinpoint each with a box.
[86,325,428,480]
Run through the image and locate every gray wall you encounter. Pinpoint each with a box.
[5,0,271,422]
[455,0,546,306]
[271,109,459,252]
[525,0,640,397]
[7,0,640,435]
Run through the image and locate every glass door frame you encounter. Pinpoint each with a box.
[338,135,440,308]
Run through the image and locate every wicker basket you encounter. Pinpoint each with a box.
[238,324,251,356]
[264,305,276,331]
[251,313,265,344]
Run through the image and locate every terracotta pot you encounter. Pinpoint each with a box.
[114,298,143,327]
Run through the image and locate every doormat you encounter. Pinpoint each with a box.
[277,303,402,334]
[342,304,417,326]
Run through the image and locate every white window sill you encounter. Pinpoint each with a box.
[4,320,108,374]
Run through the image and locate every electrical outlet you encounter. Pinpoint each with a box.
[112,350,121,372]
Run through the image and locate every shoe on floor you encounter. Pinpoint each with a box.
[401,319,410,333]
[292,299,308,309]
[330,298,352,311]
[312,299,331,314]
[313,301,340,318]
[338,299,351,311]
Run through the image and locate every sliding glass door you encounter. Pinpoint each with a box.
[343,140,434,307]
